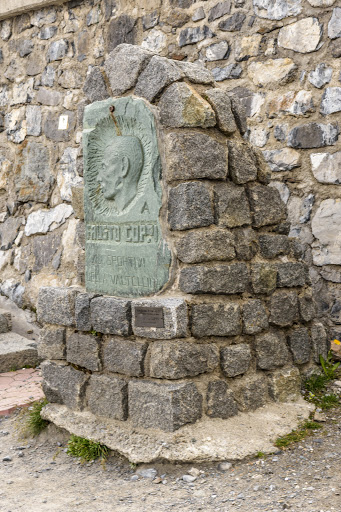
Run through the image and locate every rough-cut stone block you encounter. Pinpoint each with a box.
[178,25,215,47]
[287,122,339,149]
[66,333,101,372]
[104,43,152,96]
[243,300,269,334]
[149,341,219,379]
[208,1,231,22]
[175,228,235,263]
[107,15,137,52]
[228,141,258,184]
[251,264,277,295]
[234,227,258,261]
[165,131,228,182]
[0,312,11,334]
[83,66,109,103]
[268,367,301,402]
[38,326,66,360]
[135,55,183,102]
[128,381,203,432]
[75,293,92,331]
[41,361,88,410]
[248,184,286,228]
[258,234,290,259]
[277,263,307,287]
[269,290,298,327]
[168,182,214,231]
[206,380,238,419]
[255,331,290,370]
[299,293,315,322]
[176,61,214,85]
[320,87,341,116]
[311,322,328,363]
[204,89,237,134]
[159,82,216,128]
[37,287,77,326]
[90,297,131,336]
[87,375,128,420]
[221,344,252,377]
[234,375,269,411]
[288,327,311,364]
[179,263,249,295]
[214,182,251,228]
[103,338,147,377]
[132,298,188,339]
[191,302,241,337]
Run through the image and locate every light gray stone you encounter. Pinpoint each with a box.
[328,7,341,39]
[58,68,83,89]
[208,1,231,22]
[16,140,52,202]
[278,17,322,53]
[206,380,238,419]
[10,79,34,106]
[253,0,302,20]
[205,41,229,61]
[175,228,235,263]
[0,217,22,250]
[36,88,62,106]
[176,61,214,84]
[312,199,341,265]
[66,333,101,372]
[255,331,291,370]
[234,375,269,411]
[311,151,341,184]
[41,361,88,410]
[47,39,69,62]
[26,106,41,137]
[179,263,249,295]
[214,182,251,228]
[288,122,339,149]
[5,107,26,144]
[248,59,296,88]
[38,26,57,39]
[25,204,74,236]
[308,63,333,89]
[142,10,159,30]
[178,26,215,47]
[192,302,241,337]
[221,344,252,377]
[18,39,34,57]
[192,7,205,21]
[243,300,269,334]
[288,327,311,364]
[90,297,131,336]
[58,147,82,202]
[41,65,55,87]
[43,110,76,142]
[0,19,12,41]
[268,367,301,402]
[320,87,341,115]
[37,287,77,326]
[168,182,214,230]
[204,89,237,134]
[31,7,57,27]
[141,29,166,53]
[135,56,183,102]
[0,332,39,373]
[132,298,188,339]
[88,375,128,420]
[269,290,298,327]
[311,322,328,363]
[212,64,243,81]
[103,338,147,377]
[263,148,300,172]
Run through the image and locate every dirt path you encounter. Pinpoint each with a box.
[0,407,340,512]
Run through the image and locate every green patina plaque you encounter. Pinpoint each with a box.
[83,97,171,297]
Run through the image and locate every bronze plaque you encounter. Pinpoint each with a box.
[134,307,164,328]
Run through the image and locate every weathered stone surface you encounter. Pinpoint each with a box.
[263,148,300,172]
[234,227,258,260]
[179,263,249,295]
[251,264,277,295]
[25,204,74,236]
[208,1,231,22]
[288,123,339,149]
[330,38,341,57]
[214,182,251,228]
[37,287,77,326]
[204,89,237,134]
[71,186,84,220]
[218,12,246,31]
[74,293,92,331]
[90,297,131,336]
[18,39,34,57]
[38,26,57,40]
[206,380,238,419]
[328,7,341,39]
[298,293,315,322]
[309,63,333,89]
[269,290,298,327]
[0,312,11,334]
[221,344,252,377]
[128,381,202,432]
[66,333,100,372]
[32,232,61,271]
[135,56,183,103]
[168,182,214,230]
[311,151,341,184]
[31,7,57,27]
[235,34,262,62]
[47,39,68,61]
[312,199,341,265]
[82,67,109,103]
[38,326,66,360]
[288,327,311,364]
[205,41,229,61]
[253,0,302,20]
[268,89,315,117]
[159,82,216,128]
[88,375,128,420]
[141,29,167,53]
[228,141,258,184]
[192,302,241,337]
[0,19,12,41]
[149,341,219,379]
[255,331,290,370]
[278,17,322,53]
[107,15,137,52]
[41,361,88,410]
[165,131,228,182]
[103,338,147,377]
[178,26,214,47]
[0,217,22,250]
[258,234,290,259]
[268,367,301,402]
[311,322,328,363]
[142,10,159,30]
[192,7,205,22]
[320,87,341,115]
[248,59,296,88]
[16,141,53,203]
[176,61,214,84]
[36,88,62,106]
[277,263,306,287]
[26,106,41,137]
[212,63,242,81]
[43,110,76,142]
[248,184,286,228]
[132,298,188,339]
[5,107,26,144]
[234,375,269,411]
[41,65,55,87]
[58,147,82,202]
[243,299,269,334]
[104,44,152,96]
[175,228,235,263]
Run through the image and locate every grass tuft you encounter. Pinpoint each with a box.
[67,435,109,462]
[275,420,322,449]
[26,399,49,436]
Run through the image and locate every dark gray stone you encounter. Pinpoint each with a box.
[143,10,159,30]
[66,333,101,372]
[299,293,315,322]
[206,380,238,419]
[234,375,269,411]
[208,1,231,22]
[41,361,88,410]
[218,12,246,31]
[37,287,77,326]
[43,110,76,142]
[255,331,290,370]
[38,326,66,360]
[135,56,184,103]
[212,63,243,81]
[41,65,55,87]
[88,375,128,420]
[229,94,248,135]
[228,141,257,184]
[149,341,219,379]
[311,322,328,363]
[47,39,69,61]
[330,38,341,58]
[165,131,228,182]
[0,217,22,250]
[179,263,249,295]
[234,227,258,260]
[0,312,11,333]
[251,264,277,295]
[277,263,307,287]
[103,338,147,377]
[132,298,188,339]
[269,290,298,327]
[243,299,269,334]
[90,297,131,335]
[18,39,34,57]
[214,182,251,228]
[204,89,237,134]
[83,67,109,103]
[288,123,339,149]
[168,182,214,231]
[258,234,290,259]
[75,293,92,331]
[170,0,195,6]
[221,344,252,377]
[175,228,235,263]
[178,26,215,47]
[248,184,286,228]
[128,380,202,432]
[288,327,311,364]
[192,7,206,22]
[33,233,61,271]
[107,15,137,52]
[191,302,241,337]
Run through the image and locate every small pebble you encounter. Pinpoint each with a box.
[218,462,232,471]
[182,474,197,483]
[2,456,12,462]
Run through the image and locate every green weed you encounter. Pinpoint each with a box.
[67,435,109,462]
[256,451,266,459]
[320,351,340,380]
[275,421,322,449]
[26,399,49,436]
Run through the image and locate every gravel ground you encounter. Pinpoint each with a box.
[0,405,340,512]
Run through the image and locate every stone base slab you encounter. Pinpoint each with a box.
[42,399,313,463]
[0,332,40,373]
